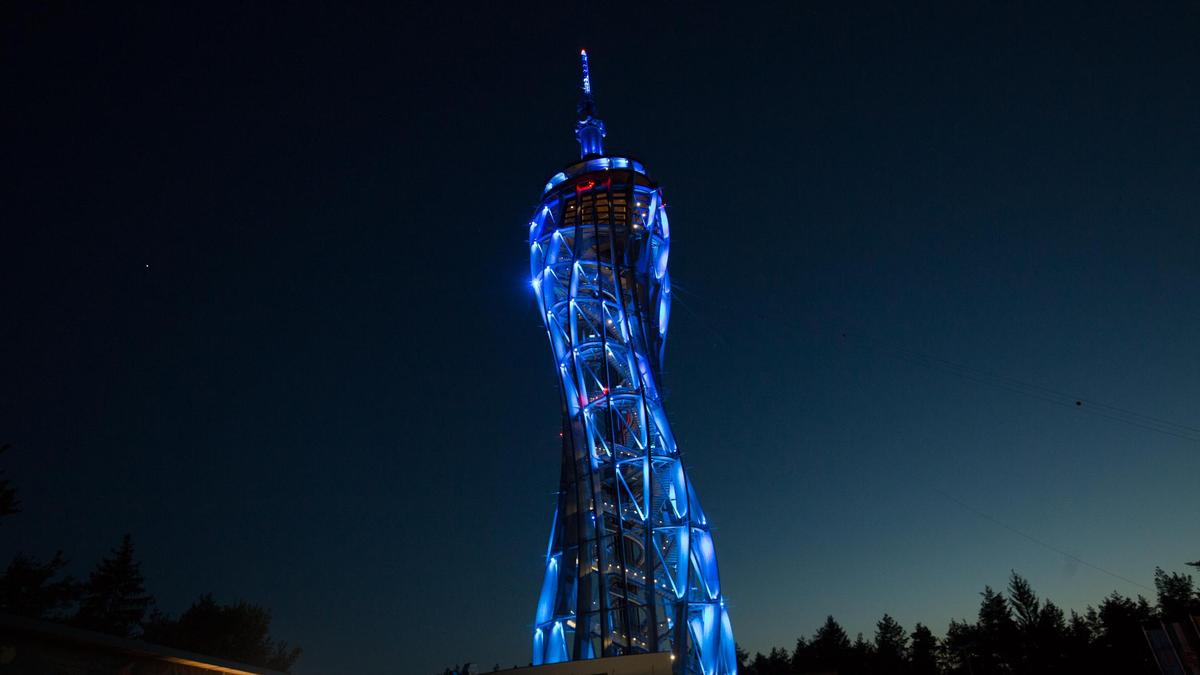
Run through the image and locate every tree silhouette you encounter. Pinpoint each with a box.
[789,636,811,673]
[723,565,1197,675]
[1153,566,1199,619]
[1008,573,1041,631]
[942,618,977,674]
[1089,592,1156,674]
[874,613,908,673]
[809,615,851,672]
[847,632,874,674]
[143,593,301,672]
[1030,599,1068,673]
[1064,609,1097,672]
[975,585,1018,673]
[766,646,791,674]
[0,551,80,619]
[908,623,939,675]
[748,650,769,674]
[74,534,154,637]
[0,449,301,669]
[1007,572,1070,673]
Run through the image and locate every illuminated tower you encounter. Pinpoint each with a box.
[526,50,737,675]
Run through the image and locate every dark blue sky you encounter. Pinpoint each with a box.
[3,3,1198,674]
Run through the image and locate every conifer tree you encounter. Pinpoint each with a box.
[1064,609,1096,671]
[1153,566,1200,618]
[142,593,300,670]
[1007,572,1040,632]
[1093,592,1155,674]
[749,650,770,675]
[848,632,875,674]
[874,613,908,672]
[0,552,80,619]
[809,615,851,672]
[1007,572,1070,672]
[975,585,1017,673]
[909,623,940,675]
[790,635,812,673]
[942,618,978,674]
[74,534,154,637]
[765,646,790,675]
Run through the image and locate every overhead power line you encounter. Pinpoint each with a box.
[930,486,1154,592]
[840,331,1200,444]
[838,343,1158,595]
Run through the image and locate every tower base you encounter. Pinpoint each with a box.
[508,652,673,675]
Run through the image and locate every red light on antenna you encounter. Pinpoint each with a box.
[581,48,587,55]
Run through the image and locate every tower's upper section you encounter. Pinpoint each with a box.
[574,49,606,157]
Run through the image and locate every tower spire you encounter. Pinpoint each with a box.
[574,49,606,157]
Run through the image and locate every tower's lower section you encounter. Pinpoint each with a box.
[510,652,673,675]
[528,158,736,675]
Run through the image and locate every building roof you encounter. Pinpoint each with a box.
[0,611,288,675]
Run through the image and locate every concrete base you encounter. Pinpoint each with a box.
[507,652,674,675]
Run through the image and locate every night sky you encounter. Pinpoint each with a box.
[3,3,1199,674]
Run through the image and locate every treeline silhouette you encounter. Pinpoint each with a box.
[435,565,1199,675]
[0,443,301,671]
[739,566,1200,675]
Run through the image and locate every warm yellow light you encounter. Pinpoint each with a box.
[159,656,263,675]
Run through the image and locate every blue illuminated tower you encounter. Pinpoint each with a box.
[526,50,736,675]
